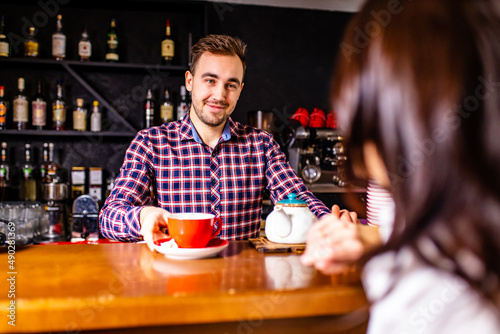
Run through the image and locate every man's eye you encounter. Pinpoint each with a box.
[227,84,237,90]
[206,79,215,84]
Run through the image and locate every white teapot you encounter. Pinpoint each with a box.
[265,193,318,244]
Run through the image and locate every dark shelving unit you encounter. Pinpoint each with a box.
[0,57,189,132]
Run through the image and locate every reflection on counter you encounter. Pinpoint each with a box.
[265,256,315,289]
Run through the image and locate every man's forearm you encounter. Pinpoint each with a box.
[99,202,144,241]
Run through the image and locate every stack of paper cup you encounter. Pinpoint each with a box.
[366,180,395,242]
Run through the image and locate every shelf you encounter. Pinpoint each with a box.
[0,57,188,72]
[0,129,137,138]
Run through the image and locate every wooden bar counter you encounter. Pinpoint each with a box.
[0,241,368,333]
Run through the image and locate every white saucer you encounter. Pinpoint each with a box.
[153,238,229,260]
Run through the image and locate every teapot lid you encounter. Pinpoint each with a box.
[277,193,307,206]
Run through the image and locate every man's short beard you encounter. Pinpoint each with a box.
[192,104,229,127]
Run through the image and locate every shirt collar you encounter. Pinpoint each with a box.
[180,112,234,144]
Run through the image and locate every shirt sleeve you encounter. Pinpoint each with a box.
[99,131,155,241]
[263,134,331,218]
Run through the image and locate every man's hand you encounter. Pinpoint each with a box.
[139,206,171,251]
[300,205,374,274]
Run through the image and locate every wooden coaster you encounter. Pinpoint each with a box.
[249,237,305,253]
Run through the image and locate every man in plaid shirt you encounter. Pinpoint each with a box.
[99,34,332,250]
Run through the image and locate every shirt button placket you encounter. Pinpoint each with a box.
[210,152,221,217]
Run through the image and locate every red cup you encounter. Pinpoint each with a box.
[290,107,310,128]
[326,111,337,129]
[309,108,326,128]
[166,213,222,248]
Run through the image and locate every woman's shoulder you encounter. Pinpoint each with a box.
[363,247,500,333]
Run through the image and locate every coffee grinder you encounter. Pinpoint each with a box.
[38,182,69,243]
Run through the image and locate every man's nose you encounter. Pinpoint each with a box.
[212,83,226,100]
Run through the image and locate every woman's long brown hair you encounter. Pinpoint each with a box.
[332,0,500,308]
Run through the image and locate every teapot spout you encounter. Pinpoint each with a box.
[265,205,293,241]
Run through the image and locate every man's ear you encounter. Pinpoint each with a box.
[185,70,193,91]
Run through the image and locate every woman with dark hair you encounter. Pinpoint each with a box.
[301,0,500,332]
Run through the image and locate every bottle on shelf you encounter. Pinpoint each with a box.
[89,167,103,204]
[177,85,188,120]
[24,26,39,58]
[0,142,11,201]
[144,88,155,128]
[52,80,66,131]
[78,24,92,62]
[71,166,85,200]
[160,88,174,124]
[32,80,47,130]
[0,15,10,57]
[39,142,49,183]
[161,19,175,65]
[41,142,61,184]
[52,14,66,61]
[20,143,37,201]
[90,100,101,132]
[0,86,8,130]
[105,18,119,62]
[73,98,87,131]
[13,77,29,130]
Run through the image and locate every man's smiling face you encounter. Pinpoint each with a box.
[186,52,244,128]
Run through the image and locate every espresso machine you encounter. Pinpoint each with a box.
[283,120,348,187]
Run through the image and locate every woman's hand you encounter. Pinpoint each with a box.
[301,205,368,274]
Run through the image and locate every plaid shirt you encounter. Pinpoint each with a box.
[99,113,330,241]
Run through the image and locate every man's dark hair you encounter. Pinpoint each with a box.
[190,34,247,77]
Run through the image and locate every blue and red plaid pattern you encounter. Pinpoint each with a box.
[99,113,330,242]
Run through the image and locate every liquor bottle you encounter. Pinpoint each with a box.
[0,16,10,57]
[0,142,11,201]
[71,166,86,199]
[90,100,101,132]
[41,142,61,183]
[89,167,103,204]
[105,18,119,62]
[32,80,47,130]
[20,143,37,201]
[161,19,174,65]
[13,77,29,130]
[78,25,92,61]
[52,14,66,61]
[144,88,155,128]
[24,27,39,57]
[73,98,87,131]
[52,80,66,130]
[177,85,188,120]
[160,88,174,124]
[0,86,8,130]
[39,142,49,182]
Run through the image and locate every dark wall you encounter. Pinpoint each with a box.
[206,4,353,124]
